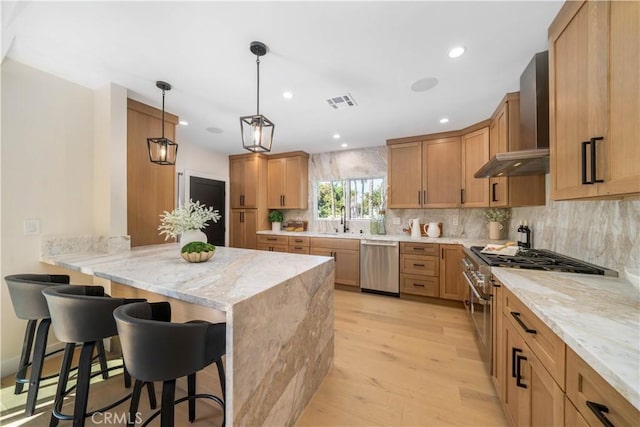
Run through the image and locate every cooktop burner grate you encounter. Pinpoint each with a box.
[469,247,612,275]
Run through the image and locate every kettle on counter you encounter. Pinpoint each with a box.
[409,218,421,239]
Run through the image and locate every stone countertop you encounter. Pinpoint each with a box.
[492,267,640,410]
[257,230,502,248]
[41,243,333,311]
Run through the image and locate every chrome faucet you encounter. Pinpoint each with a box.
[340,206,349,233]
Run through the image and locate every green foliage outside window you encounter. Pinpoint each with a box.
[317,178,384,220]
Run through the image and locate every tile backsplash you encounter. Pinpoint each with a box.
[282,146,639,274]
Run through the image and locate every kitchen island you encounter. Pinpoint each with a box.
[41,243,335,426]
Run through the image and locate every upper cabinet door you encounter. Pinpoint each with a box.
[423,138,461,208]
[599,0,640,197]
[489,105,509,207]
[267,158,286,208]
[230,156,259,208]
[461,127,490,207]
[388,142,423,208]
[267,152,309,209]
[549,1,608,200]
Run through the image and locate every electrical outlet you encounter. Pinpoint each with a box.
[24,219,41,235]
[452,216,459,226]
[392,217,401,225]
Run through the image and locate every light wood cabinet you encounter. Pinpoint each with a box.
[230,153,267,209]
[566,347,639,427]
[230,210,258,249]
[399,242,439,297]
[256,235,288,253]
[488,93,545,207]
[387,138,461,209]
[503,315,564,427]
[438,244,465,301]
[549,0,640,200]
[565,396,590,427]
[288,236,310,254]
[267,151,309,209]
[491,278,504,400]
[461,127,490,207]
[310,238,359,288]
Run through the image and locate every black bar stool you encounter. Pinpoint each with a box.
[4,274,109,416]
[113,301,226,427]
[43,285,156,427]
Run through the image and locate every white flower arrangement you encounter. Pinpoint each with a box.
[484,208,512,223]
[158,199,221,241]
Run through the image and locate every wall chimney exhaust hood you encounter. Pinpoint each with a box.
[475,51,549,178]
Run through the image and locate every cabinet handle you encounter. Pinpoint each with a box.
[423,190,427,204]
[267,237,277,241]
[510,311,537,334]
[240,194,245,206]
[418,190,421,204]
[294,246,303,250]
[413,263,425,267]
[511,347,522,378]
[516,354,527,389]
[460,189,465,204]
[590,137,604,184]
[240,212,244,223]
[413,283,425,287]
[413,247,424,251]
[441,248,444,259]
[586,401,614,427]
[492,183,498,202]
[581,140,592,184]
[283,195,286,206]
[295,239,302,243]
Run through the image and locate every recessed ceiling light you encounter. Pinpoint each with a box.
[439,117,449,124]
[448,46,466,58]
[411,77,438,92]
[341,143,348,148]
[333,133,341,139]
[282,91,293,99]
[179,120,189,126]
[205,127,224,134]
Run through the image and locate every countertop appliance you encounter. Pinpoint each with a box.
[461,246,617,374]
[360,239,399,296]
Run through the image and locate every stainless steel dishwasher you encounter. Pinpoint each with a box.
[360,239,399,296]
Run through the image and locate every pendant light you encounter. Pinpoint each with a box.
[240,41,275,153]
[147,81,178,165]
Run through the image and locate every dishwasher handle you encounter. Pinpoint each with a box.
[361,240,398,247]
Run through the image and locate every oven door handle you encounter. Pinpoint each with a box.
[463,271,490,305]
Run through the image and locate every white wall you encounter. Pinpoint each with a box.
[1,59,96,374]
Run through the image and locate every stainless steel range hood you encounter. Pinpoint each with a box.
[475,51,549,178]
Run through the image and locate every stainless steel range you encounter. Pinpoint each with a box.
[461,246,617,374]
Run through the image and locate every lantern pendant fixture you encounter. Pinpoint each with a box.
[147,81,178,165]
[240,41,275,153]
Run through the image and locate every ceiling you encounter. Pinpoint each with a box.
[2,1,563,155]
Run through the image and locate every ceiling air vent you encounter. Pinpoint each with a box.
[326,93,357,110]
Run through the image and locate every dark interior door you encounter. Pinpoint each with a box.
[190,176,225,246]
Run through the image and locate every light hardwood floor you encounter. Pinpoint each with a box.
[1,290,506,426]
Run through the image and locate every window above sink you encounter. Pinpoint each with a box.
[316,177,385,220]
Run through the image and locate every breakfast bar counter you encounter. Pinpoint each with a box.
[41,243,335,426]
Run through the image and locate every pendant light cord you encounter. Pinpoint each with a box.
[256,56,260,115]
[161,89,166,138]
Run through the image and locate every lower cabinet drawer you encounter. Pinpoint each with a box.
[257,235,289,245]
[400,274,439,297]
[256,243,288,253]
[288,245,310,254]
[400,254,439,276]
[566,347,639,427]
[565,396,590,427]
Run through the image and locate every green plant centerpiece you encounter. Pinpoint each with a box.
[180,241,216,263]
[483,208,512,224]
[268,210,284,223]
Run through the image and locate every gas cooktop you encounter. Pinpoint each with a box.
[469,247,618,276]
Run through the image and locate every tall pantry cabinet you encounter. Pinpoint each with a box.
[549,0,640,200]
[229,153,270,249]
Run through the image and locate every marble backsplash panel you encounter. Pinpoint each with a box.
[283,146,638,274]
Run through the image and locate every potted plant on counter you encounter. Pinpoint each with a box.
[158,199,221,247]
[484,208,511,240]
[268,210,284,232]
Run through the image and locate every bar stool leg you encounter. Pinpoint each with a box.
[146,382,157,409]
[15,319,37,394]
[215,358,226,401]
[127,380,143,427]
[50,343,75,427]
[188,373,196,422]
[96,340,109,380]
[73,342,96,427]
[160,379,176,427]
[25,319,51,415]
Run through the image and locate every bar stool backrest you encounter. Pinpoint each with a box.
[43,285,144,343]
[114,302,222,382]
[5,274,70,320]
